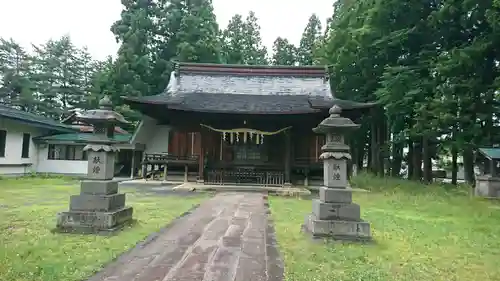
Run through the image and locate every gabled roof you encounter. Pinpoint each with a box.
[0,104,75,132]
[123,62,338,114]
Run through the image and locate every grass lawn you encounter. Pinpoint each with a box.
[0,177,207,281]
[270,173,500,281]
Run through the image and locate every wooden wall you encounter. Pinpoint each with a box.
[169,130,325,163]
[168,131,201,157]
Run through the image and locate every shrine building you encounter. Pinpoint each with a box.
[123,62,375,186]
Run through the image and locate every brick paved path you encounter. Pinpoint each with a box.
[86,192,284,281]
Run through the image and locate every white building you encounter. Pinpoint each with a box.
[0,104,144,177]
[0,104,76,175]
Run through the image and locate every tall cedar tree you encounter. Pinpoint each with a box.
[241,11,268,65]
[110,0,156,106]
[297,14,322,66]
[317,0,500,184]
[221,14,248,64]
[271,37,297,65]
[174,0,221,63]
[222,12,268,64]
[0,38,36,111]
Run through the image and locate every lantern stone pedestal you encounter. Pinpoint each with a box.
[55,96,133,234]
[302,105,371,241]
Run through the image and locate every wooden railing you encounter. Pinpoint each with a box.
[140,153,199,180]
[205,168,284,186]
[142,153,199,164]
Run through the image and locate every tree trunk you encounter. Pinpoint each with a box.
[422,136,432,183]
[370,119,378,174]
[411,139,422,181]
[356,138,365,170]
[367,136,372,170]
[408,139,414,179]
[463,146,475,185]
[391,143,403,177]
[377,114,387,176]
[451,142,458,185]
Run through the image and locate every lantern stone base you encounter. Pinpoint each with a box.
[475,176,500,198]
[302,213,371,241]
[69,193,126,212]
[311,199,360,221]
[55,206,133,234]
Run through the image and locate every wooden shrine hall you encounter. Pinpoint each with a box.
[123,62,376,186]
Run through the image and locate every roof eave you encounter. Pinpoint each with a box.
[2,115,76,133]
[308,98,380,111]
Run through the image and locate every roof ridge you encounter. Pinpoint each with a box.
[177,62,326,69]
[175,62,329,77]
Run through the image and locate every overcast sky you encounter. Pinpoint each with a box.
[0,0,333,60]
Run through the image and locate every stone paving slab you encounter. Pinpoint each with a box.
[86,192,284,281]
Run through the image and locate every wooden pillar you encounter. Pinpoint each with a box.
[184,164,189,183]
[315,136,319,161]
[284,130,292,185]
[141,154,147,180]
[219,134,223,161]
[130,149,135,179]
[304,168,309,187]
[198,131,205,183]
[163,163,168,181]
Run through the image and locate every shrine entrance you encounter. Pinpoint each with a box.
[203,124,291,186]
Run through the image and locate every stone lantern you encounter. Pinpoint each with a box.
[56,96,134,234]
[303,105,371,241]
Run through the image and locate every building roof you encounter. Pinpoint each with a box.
[123,62,374,115]
[0,104,75,132]
[34,132,132,143]
[478,148,500,160]
[62,112,129,134]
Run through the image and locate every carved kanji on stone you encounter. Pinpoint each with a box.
[303,105,372,241]
[56,96,134,234]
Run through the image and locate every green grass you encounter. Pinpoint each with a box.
[270,173,500,281]
[0,177,207,281]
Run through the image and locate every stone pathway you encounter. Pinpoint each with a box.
[86,192,284,281]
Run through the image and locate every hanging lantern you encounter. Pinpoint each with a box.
[222,132,226,141]
[261,134,264,144]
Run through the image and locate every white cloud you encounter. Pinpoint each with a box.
[0,0,333,60]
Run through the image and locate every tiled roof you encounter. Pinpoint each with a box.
[34,133,131,143]
[176,74,330,97]
[478,148,500,160]
[0,104,75,132]
[123,63,334,114]
[123,62,377,114]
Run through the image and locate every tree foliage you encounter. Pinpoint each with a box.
[271,37,297,66]
[0,36,102,119]
[297,14,322,66]
[315,0,500,184]
[221,12,268,64]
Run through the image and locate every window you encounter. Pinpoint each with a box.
[0,130,5,157]
[21,133,30,158]
[234,145,263,161]
[48,144,87,160]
